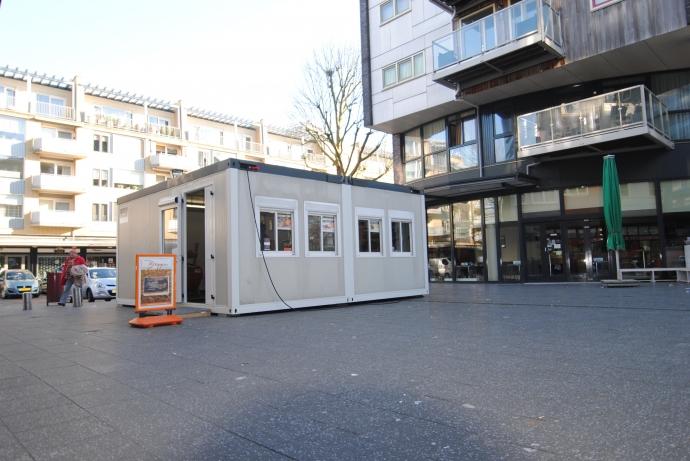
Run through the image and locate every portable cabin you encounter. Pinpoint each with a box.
[116,160,428,315]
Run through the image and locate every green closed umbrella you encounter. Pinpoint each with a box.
[602,154,625,279]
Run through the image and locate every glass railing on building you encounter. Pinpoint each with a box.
[432,0,562,71]
[517,85,673,156]
[35,102,74,120]
[148,124,181,138]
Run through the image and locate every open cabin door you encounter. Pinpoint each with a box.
[160,203,183,303]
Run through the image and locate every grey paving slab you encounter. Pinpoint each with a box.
[1,403,91,433]
[14,416,115,453]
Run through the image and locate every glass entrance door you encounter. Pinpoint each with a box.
[566,222,611,281]
[525,223,565,281]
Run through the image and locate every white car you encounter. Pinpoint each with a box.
[84,267,117,301]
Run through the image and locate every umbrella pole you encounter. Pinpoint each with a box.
[615,250,621,280]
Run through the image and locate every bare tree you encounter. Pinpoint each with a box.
[294,47,390,180]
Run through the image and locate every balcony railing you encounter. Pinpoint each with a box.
[517,85,674,157]
[148,153,197,172]
[31,174,86,195]
[432,0,562,71]
[30,210,82,228]
[32,137,88,160]
[147,123,181,138]
[0,93,15,110]
[35,102,74,120]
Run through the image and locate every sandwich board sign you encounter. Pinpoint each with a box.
[129,254,182,328]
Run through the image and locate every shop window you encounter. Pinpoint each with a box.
[493,111,515,162]
[390,210,414,256]
[661,179,690,213]
[356,207,384,256]
[521,190,560,217]
[664,214,690,268]
[448,112,478,171]
[305,201,340,256]
[620,182,656,217]
[484,198,498,281]
[563,186,603,214]
[453,200,484,281]
[498,194,518,222]
[427,205,451,281]
[255,197,298,256]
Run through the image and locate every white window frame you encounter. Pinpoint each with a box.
[92,169,109,187]
[39,198,72,212]
[40,160,73,176]
[591,0,623,11]
[92,202,110,222]
[93,133,111,153]
[304,201,341,257]
[380,0,411,25]
[355,207,385,257]
[382,52,425,89]
[389,209,415,257]
[148,115,170,126]
[254,196,299,258]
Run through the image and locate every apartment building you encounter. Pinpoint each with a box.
[0,66,338,279]
[360,0,690,282]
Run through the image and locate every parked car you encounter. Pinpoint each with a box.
[0,269,40,298]
[83,267,117,302]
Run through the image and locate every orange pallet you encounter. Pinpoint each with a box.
[129,314,183,328]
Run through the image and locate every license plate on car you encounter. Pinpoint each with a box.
[18,287,30,292]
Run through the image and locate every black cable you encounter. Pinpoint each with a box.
[245,169,295,310]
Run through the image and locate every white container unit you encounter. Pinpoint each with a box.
[116,160,428,315]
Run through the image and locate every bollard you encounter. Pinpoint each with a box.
[71,286,82,307]
[22,292,32,311]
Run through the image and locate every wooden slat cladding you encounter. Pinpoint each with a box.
[557,0,688,62]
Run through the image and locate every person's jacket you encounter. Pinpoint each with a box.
[60,256,86,285]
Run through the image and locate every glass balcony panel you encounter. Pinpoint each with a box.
[433,34,458,70]
[519,112,554,147]
[424,151,448,177]
[462,21,483,60]
[619,87,643,126]
[512,0,538,38]
[543,3,555,41]
[404,159,423,182]
[483,16,496,51]
[553,104,582,139]
[494,8,511,48]
[450,144,478,171]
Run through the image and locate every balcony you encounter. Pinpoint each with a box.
[148,124,181,139]
[517,85,674,158]
[35,102,74,120]
[432,0,563,89]
[30,210,83,228]
[31,174,86,195]
[238,140,265,159]
[148,153,197,172]
[0,93,16,110]
[32,137,88,160]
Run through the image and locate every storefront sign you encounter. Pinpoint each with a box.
[135,254,176,312]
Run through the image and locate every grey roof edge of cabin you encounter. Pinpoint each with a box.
[117,160,419,205]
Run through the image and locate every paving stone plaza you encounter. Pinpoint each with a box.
[1,283,689,460]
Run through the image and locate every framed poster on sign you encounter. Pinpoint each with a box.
[135,254,176,312]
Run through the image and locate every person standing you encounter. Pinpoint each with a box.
[58,248,86,306]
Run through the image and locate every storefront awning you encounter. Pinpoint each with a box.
[422,174,538,200]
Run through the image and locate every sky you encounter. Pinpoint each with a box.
[0,0,362,126]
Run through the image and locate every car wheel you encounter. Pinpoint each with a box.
[104,298,112,302]
[1,288,7,299]
[87,289,95,303]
